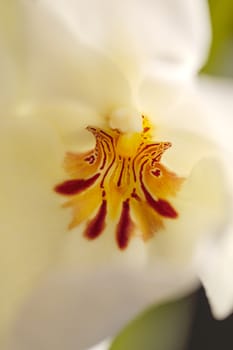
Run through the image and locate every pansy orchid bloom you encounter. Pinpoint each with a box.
[1,0,233,349]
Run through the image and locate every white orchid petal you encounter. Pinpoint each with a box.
[1,3,231,349]
[146,158,228,265]
[140,75,233,317]
[7,265,197,350]
[139,77,202,131]
[0,44,17,106]
[195,153,233,319]
[140,75,233,147]
[162,76,233,319]
[9,1,134,117]
[0,1,25,106]
[139,76,187,118]
[0,109,199,349]
[0,105,202,348]
[196,223,233,319]
[193,76,233,151]
[38,0,211,81]
[0,116,69,345]
[139,73,219,123]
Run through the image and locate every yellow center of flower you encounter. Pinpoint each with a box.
[55,116,184,249]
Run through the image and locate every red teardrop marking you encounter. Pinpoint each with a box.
[54,173,100,195]
[153,198,178,218]
[141,181,177,218]
[84,200,107,240]
[116,199,134,250]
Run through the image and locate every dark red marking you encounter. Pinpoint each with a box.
[155,198,178,218]
[131,188,141,201]
[84,155,95,164]
[84,200,107,240]
[117,159,125,187]
[132,143,162,182]
[99,141,107,170]
[116,199,133,250]
[139,161,177,218]
[100,130,114,140]
[102,137,111,153]
[152,169,161,177]
[143,127,150,133]
[153,152,163,162]
[54,173,100,195]
[143,186,177,218]
[100,135,116,188]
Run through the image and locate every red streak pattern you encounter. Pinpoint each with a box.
[116,199,133,250]
[55,173,100,195]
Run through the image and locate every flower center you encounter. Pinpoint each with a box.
[55,116,184,250]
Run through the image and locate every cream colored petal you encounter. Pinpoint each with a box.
[0,115,68,347]
[139,77,222,176]
[193,76,233,151]
[146,157,228,265]
[142,75,233,318]
[6,265,197,350]
[195,156,233,319]
[139,76,232,285]
[0,114,197,349]
[139,76,233,180]
[196,223,233,319]
[0,1,26,107]
[140,75,233,150]
[139,74,215,131]
[39,0,211,82]
[139,76,188,118]
[11,1,133,117]
[4,143,225,349]
[0,42,18,107]
[2,81,223,349]
[13,101,103,152]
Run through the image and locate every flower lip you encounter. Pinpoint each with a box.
[55,116,184,249]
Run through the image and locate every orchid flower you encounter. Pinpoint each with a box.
[1,0,233,349]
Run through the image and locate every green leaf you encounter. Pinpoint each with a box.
[110,296,194,350]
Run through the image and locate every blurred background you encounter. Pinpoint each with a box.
[111,0,233,349]
[203,0,233,77]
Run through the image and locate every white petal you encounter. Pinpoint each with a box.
[8,1,133,117]
[138,69,224,121]
[196,221,233,319]
[193,76,233,151]
[163,76,233,319]
[146,158,228,265]
[195,154,233,319]
[0,110,198,350]
[38,0,211,80]
[140,75,233,318]
[0,1,26,107]
[0,41,18,107]
[6,265,198,350]
[0,115,68,346]
[140,75,233,149]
